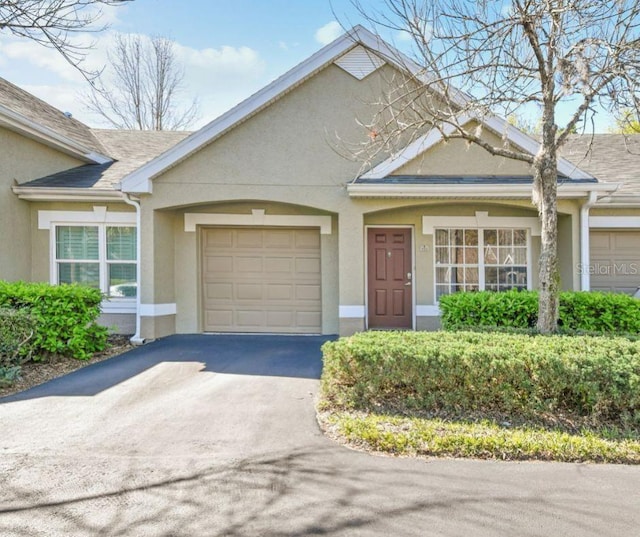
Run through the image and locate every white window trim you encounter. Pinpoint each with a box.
[433,226,531,305]
[184,209,332,234]
[39,206,135,230]
[42,208,138,312]
[422,211,541,236]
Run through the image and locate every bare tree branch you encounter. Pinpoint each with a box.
[0,0,133,79]
[84,34,198,130]
[348,0,640,333]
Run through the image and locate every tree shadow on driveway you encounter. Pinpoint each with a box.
[1,334,335,403]
[1,445,633,537]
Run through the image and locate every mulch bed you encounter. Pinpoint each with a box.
[0,335,134,399]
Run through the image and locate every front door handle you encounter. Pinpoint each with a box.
[404,281,411,286]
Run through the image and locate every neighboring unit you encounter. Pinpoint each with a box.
[2,27,639,341]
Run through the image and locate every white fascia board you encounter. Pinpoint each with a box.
[0,105,112,165]
[121,31,370,194]
[13,186,123,202]
[347,182,618,199]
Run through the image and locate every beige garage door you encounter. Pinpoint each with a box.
[202,227,322,333]
[590,231,640,294]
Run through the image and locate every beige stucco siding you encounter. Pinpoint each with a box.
[133,59,585,338]
[395,123,533,176]
[0,128,85,281]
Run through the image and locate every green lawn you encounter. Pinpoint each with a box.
[320,411,640,464]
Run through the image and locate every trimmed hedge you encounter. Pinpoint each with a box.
[0,281,108,360]
[439,290,640,333]
[321,331,640,428]
[0,308,35,385]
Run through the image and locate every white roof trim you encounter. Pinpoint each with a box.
[361,113,594,181]
[347,181,619,199]
[120,25,457,194]
[12,186,123,202]
[0,105,111,165]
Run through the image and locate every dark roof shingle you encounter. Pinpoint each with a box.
[21,129,191,189]
[561,134,640,195]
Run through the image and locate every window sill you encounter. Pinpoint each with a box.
[101,299,137,314]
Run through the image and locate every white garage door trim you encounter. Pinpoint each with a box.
[185,209,332,234]
[201,227,322,334]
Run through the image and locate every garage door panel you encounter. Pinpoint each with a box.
[205,310,233,328]
[205,256,233,273]
[267,284,293,300]
[202,227,321,333]
[295,257,321,274]
[590,231,640,295]
[265,257,293,274]
[264,230,294,248]
[295,230,321,249]
[236,229,264,248]
[297,311,322,329]
[206,282,233,300]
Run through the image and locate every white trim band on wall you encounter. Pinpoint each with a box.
[589,216,640,228]
[416,305,441,316]
[38,206,136,229]
[184,209,332,234]
[139,303,177,317]
[339,305,365,318]
[422,211,541,235]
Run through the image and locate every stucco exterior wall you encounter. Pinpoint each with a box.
[0,128,85,281]
[133,60,585,338]
[395,124,533,176]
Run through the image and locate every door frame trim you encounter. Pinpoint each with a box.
[364,225,416,330]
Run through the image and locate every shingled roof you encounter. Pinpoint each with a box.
[20,129,191,190]
[560,134,640,196]
[0,77,107,156]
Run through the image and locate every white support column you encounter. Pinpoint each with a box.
[580,192,598,291]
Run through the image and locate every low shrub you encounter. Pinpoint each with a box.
[439,290,640,333]
[321,331,640,429]
[0,308,35,386]
[0,281,108,360]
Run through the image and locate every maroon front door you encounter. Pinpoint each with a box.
[367,228,412,329]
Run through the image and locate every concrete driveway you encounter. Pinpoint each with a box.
[1,334,638,536]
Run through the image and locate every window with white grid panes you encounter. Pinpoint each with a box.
[54,225,137,298]
[435,228,528,300]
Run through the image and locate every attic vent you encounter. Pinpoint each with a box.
[334,45,385,80]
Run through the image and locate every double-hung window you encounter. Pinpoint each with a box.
[54,225,137,298]
[435,228,528,300]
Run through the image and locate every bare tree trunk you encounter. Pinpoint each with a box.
[534,105,560,334]
[534,153,560,333]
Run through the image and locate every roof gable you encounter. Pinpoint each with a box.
[361,115,594,181]
[120,25,593,193]
[120,26,408,193]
